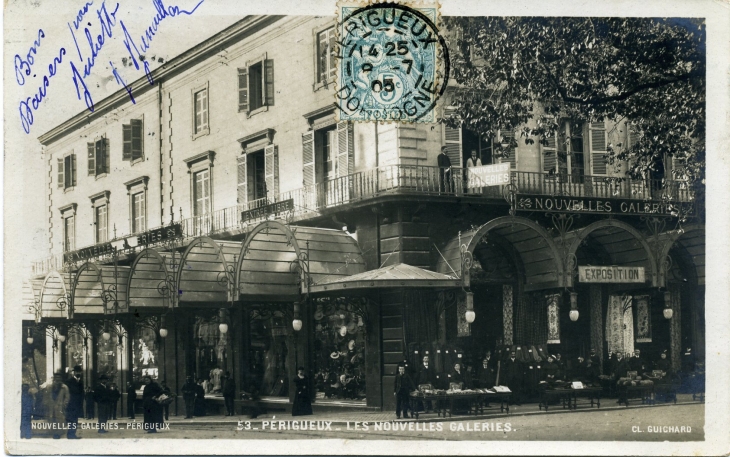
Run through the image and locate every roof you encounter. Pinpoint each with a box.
[309,263,461,295]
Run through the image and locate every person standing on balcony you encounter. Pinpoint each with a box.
[465,149,482,194]
[437,146,452,193]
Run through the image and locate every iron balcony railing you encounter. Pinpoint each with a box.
[33,165,695,276]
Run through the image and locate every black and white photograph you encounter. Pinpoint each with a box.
[4,0,729,455]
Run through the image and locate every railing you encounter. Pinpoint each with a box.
[32,165,695,277]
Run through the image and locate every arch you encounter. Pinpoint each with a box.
[177,236,240,304]
[128,248,174,310]
[236,220,366,302]
[436,216,566,291]
[565,219,658,287]
[658,224,705,287]
[73,261,130,315]
[39,270,73,320]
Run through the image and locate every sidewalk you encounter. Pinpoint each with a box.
[107,393,702,427]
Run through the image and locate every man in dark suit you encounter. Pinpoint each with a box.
[64,365,84,439]
[222,372,236,416]
[477,354,496,388]
[415,355,434,412]
[629,349,645,373]
[437,146,453,193]
[94,375,111,433]
[393,365,415,419]
[181,376,197,419]
[502,351,523,405]
[126,382,137,419]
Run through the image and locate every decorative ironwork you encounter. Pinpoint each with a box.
[642,215,673,284]
[503,181,518,216]
[547,212,580,284]
[25,297,42,324]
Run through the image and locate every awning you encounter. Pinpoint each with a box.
[73,262,130,315]
[237,221,366,302]
[178,237,241,305]
[22,279,44,322]
[309,263,461,295]
[39,270,73,320]
[128,249,177,310]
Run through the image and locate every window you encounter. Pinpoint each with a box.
[88,138,110,177]
[247,150,266,201]
[132,192,146,233]
[64,215,75,252]
[123,119,144,162]
[316,27,336,84]
[193,169,211,217]
[194,88,209,135]
[570,122,586,177]
[57,154,77,189]
[95,204,108,243]
[314,127,337,184]
[238,56,274,114]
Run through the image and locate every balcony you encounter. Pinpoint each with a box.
[32,165,696,277]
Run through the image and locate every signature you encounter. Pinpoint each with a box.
[14,0,205,135]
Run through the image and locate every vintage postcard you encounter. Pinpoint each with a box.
[4,0,729,455]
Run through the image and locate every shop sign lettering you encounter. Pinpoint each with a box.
[242,199,294,223]
[578,266,646,283]
[516,194,693,216]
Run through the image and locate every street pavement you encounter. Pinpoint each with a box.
[26,395,704,441]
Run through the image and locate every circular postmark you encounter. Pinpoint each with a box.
[336,2,449,122]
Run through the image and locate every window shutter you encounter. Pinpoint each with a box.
[302,131,315,187]
[71,154,77,186]
[131,119,143,160]
[337,122,354,177]
[589,121,607,175]
[238,68,248,112]
[122,124,132,161]
[87,143,95,176]
[264,59,275,107]
[442,113,462,169]
[57,158,64,188]
[264,144,279,200]
[543,134,557,173]
[500,129,517,169]
[237,154,247,206]
[95,140,104,175]
[104,138,111,173]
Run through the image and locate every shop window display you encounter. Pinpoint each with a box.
[97,327,119,380]
[248,309,290,397]
[312,301,366,401]
[194,314,229,394]
[65,330,86,373]
[132,325,160,382]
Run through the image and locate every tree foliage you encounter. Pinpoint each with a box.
[442,17,705,189]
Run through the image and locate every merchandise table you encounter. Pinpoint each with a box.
[617,384,654,406]
[409,392,511,419]
[569,387,602,409]
[538,388,573,411]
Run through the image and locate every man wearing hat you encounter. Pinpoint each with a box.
[181,376,197,419]
[65,365,84,439]
[94,374,112,433]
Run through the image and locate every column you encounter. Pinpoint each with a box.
[502,285,514,345]
[589,285,604,374]
[669,283,682,373]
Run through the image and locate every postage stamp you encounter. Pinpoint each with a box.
[336,0,447,122]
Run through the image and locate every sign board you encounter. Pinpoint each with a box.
[242,199,294,223]
[136,223,183,246]
[578,266,646,283]
[516,194,695,217]
[466,163,510,188]
[63,243,114,263]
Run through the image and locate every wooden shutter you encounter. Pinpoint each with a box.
[443,120,462,169]
[302,131,315,187]
[264,59,275,106]
[238,68,248,112]
[264,144,279,200]
[336,122,354,177]
[87,143,95,175]
[95,140,104,175]
[543,134,557,173]
[71,154,77,186]
[589,122,607,175]
[237,154,247,206]
[131,119,143,160]
[57,158,64,188]
[122,124,132,161]
[104,138,111,173]
[500,129,517,169]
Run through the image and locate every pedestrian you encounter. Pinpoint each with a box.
[194,378,206,417]
[94,374,111,434]
[503,351,523,405]
[393,364,415,419]
[41,372,69,439]
[141,375,164,433]
[437,146,452,193]
[292,367,313,417]
[126,382,137,419]
[84,386,95,419]
[181,376,197,419]
[20,383,33,439]
[64,365,84,439]
[465,149,482,193]
[160,381,172,420]
[108,383,121,420]
[222,373,236,416]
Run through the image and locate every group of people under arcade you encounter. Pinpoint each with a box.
[392,343,688,418]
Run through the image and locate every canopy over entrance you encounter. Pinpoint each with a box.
[73,262,131,316]
[309,263,461,295]
[39,271,73,320]
[658,224,705,286]
[128,249,178,310]
[177,237,241,305]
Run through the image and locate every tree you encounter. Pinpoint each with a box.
[442,17,706,192]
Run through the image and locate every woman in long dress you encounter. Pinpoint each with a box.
[141,375,164,433]
[292,367,313,416]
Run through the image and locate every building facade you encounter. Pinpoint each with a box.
[23,15,705,414]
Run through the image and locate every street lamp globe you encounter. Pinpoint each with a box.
[102,331,111,341]
[663,307,674,320]
[292,319,303,332]
[465,310,476,324]
[218,323,228,334]
[57,334,66,343]
[569,309,580,322]
[159,328,169,338]
[26,336,34,345]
